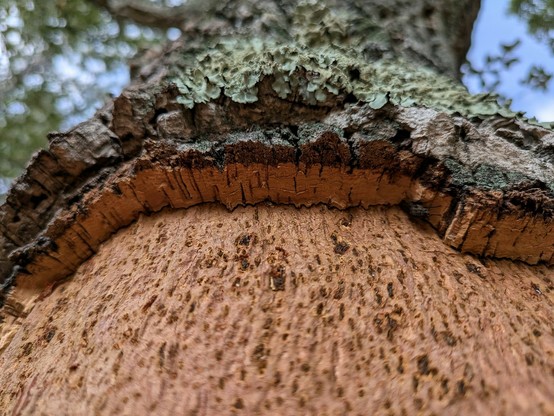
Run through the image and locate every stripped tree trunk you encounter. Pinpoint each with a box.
[1,1,553,414]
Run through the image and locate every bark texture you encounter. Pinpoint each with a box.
[1,102,553,326]
[96,0,479,77]
[1,0,554,414]
[1,205,552,415]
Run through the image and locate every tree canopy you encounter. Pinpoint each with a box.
[511,0,554,39]
[0,0,171,177]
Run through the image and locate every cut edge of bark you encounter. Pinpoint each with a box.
[1,124,553,330]
[1,95,554,355]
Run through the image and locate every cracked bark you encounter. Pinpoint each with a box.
[0,0,553,414]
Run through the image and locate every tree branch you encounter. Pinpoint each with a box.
[88,0,192,29]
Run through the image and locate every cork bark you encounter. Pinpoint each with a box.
[1,0,553,414]
[1,205,552,415]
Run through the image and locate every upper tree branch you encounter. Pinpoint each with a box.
[88,0,193,29]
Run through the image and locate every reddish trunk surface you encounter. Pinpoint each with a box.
[1,204,552,415]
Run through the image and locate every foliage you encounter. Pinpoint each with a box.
[510,0,554,40]
[0,0,165,178]
[510,1,554,90]
[463,0,553,105]
[462,39,522,103]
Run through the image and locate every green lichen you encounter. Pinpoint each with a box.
[444,159,475,188]
[474,164,509,189]
[167,2,518,120]
[445,158,535,191]
[292,1,349,47]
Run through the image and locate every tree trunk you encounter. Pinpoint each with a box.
[1,0,553,414]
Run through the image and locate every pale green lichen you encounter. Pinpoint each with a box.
[167,2,519,120]
[291,1,349,48]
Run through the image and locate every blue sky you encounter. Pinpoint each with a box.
[466,0,554,121]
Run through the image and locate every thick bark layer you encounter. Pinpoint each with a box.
[1,105,553,355]
[1,99,553,315]
[1,205,552,415]
[5,0,552,303]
